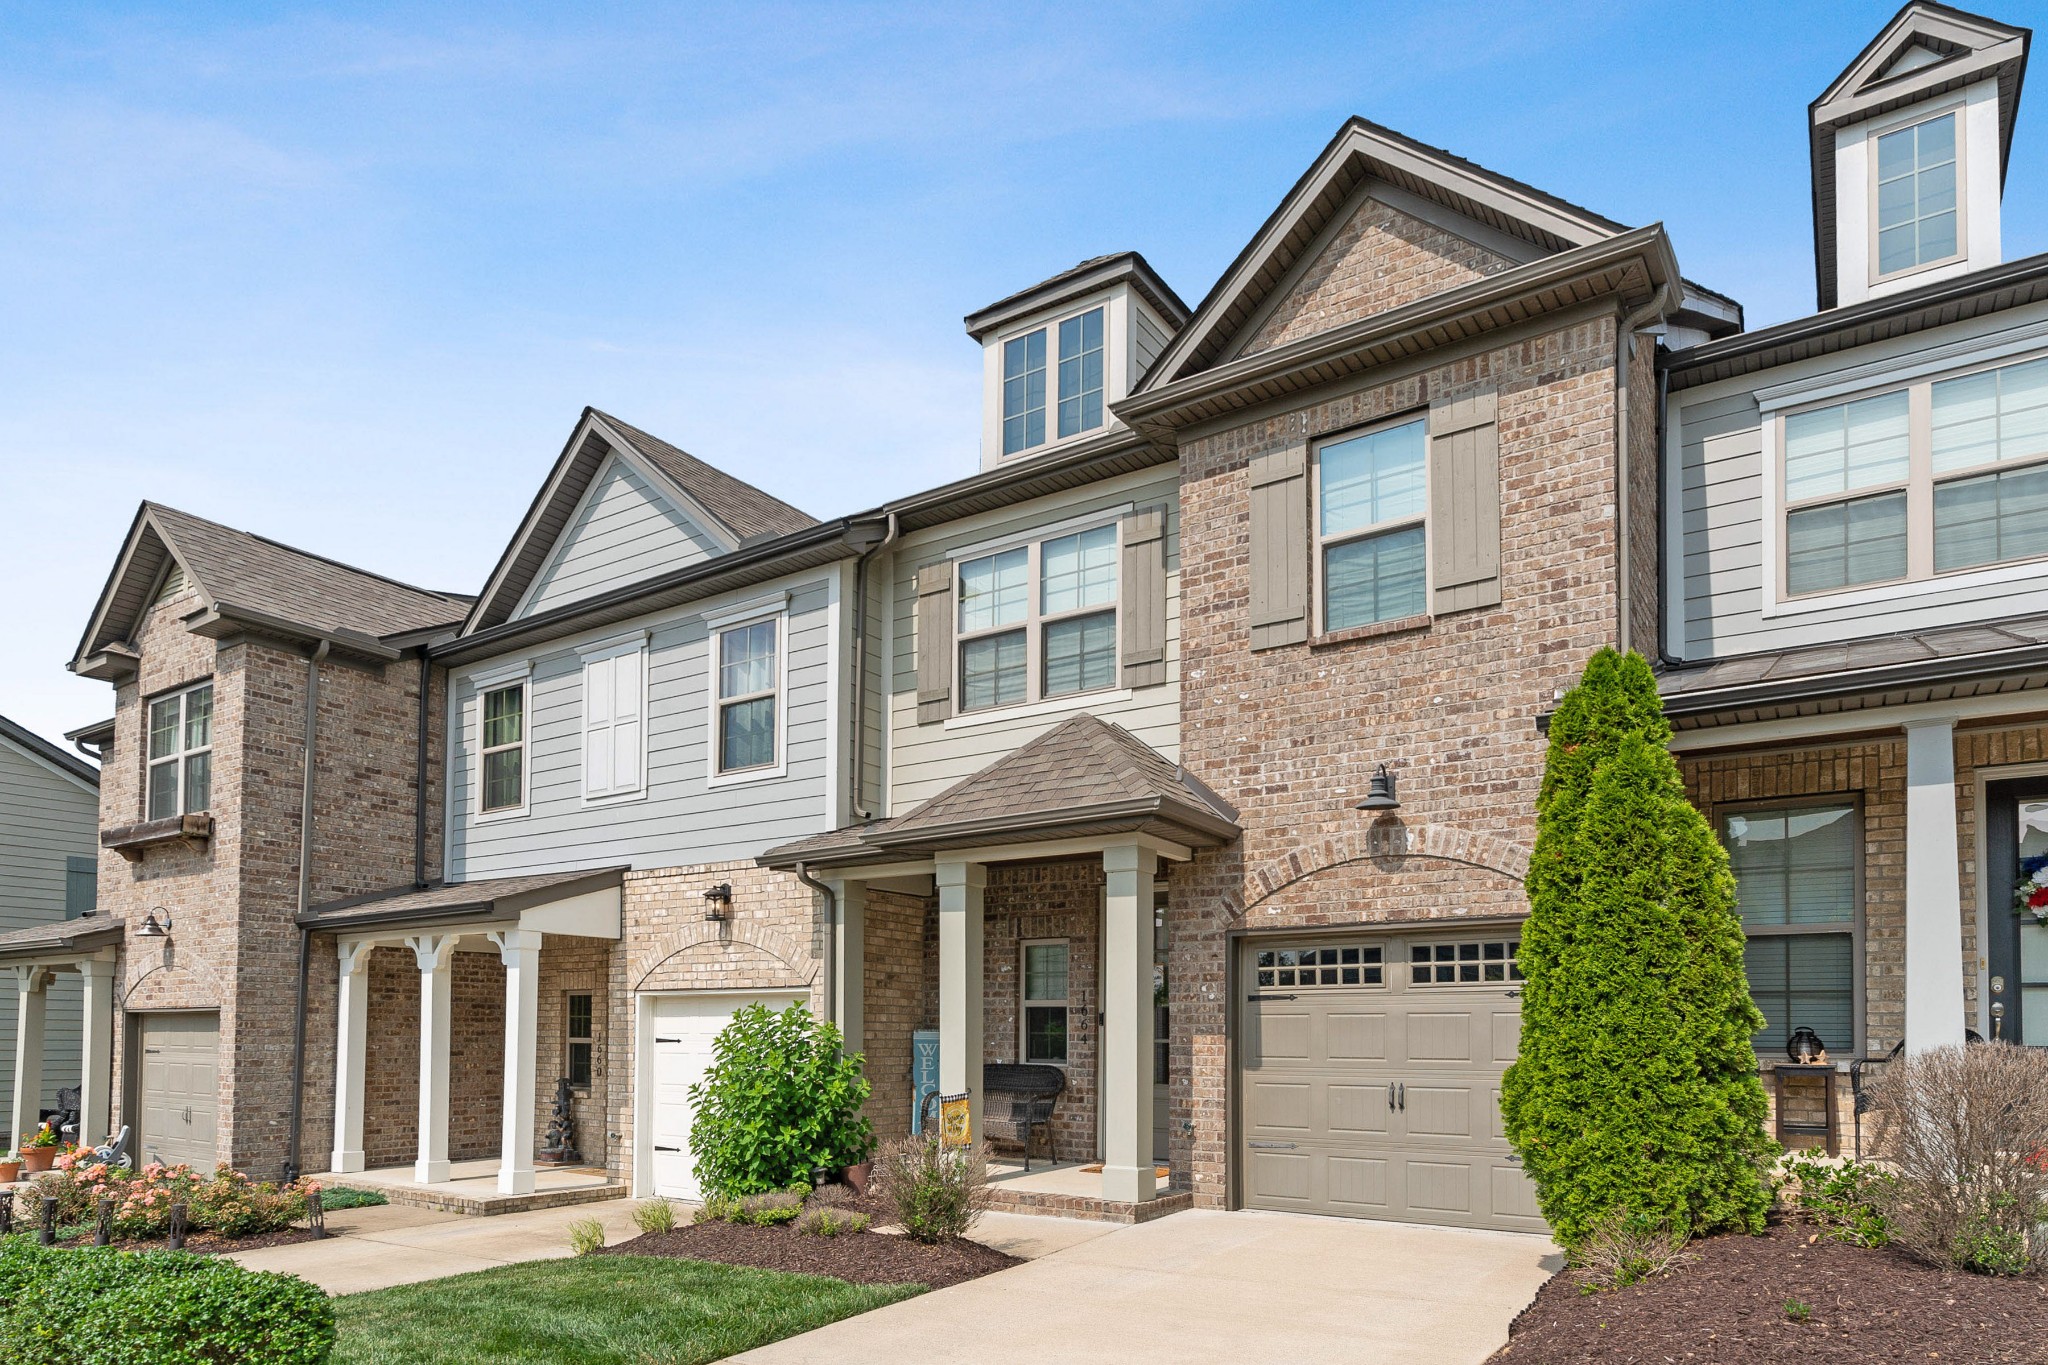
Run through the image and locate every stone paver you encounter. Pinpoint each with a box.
[731,1210,1561,1365]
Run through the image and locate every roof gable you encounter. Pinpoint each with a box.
[510,450,727,620]
[1141,117,1626,389]
[72,503,470,676]
[462,409,817,635]
[1809,2,2031,309]
[0,714,98,792]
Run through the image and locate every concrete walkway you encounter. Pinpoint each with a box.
[731,1210,1561,1365]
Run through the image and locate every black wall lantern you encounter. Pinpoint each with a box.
[702,883,734,921]
[1356,764,1400,812]
[136,907,172,938]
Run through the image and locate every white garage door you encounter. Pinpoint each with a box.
[138,1013,220,1172]
[1238,932,1544,1233]
[647,992,802,1200]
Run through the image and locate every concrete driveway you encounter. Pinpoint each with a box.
[733,1209,1561,1365]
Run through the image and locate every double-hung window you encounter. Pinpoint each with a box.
[1724,803,1859,1057]
[1874,111,1959,280]
[479,683,526,814]
[715,618,779,775]
[566,993,594,1088]
[957,523,1118,712]
[1002,306,1106,456]
[581,643,645,800]
[1778,354,2048,598]
[1317,417,1428,630]
[145,681,213,820]
[1022,940,1070,1065]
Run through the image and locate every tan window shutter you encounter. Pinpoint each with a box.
[914,562,953,724]
[1120,505,1168,688]
[1248,442,1309,649]
[1428,390,1502,615]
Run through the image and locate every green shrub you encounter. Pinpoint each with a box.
[0,1241,333,1363]
[1499,648,1773,1250]
[732,1190,806,1226]
[795,1206,868,1237]
[694,1194,740,1224]
[189,1166,306,1237]
[631,1199,677,1235]
[687,1003,875,1199]
[874,1134,990,1243]
[313,1185,387,1212]
[1775,1151,1891,1247]
[566,1217,606,1255]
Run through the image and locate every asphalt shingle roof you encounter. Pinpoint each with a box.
[594,412,817,543]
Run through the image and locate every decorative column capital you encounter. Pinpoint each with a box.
[486,929,541,965]
[405,933,458,973]
[935,859,986,892]
[337,940,373,977]
[11,966,50,994]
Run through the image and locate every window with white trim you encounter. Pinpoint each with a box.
[479,682,526,814]
[1725,803,1859,1058]
[1002,306,1105,456]
[1874,111,1959,279]
[581,644,645,800]
[957,523,1118,712]
[1779,354,2048,597]
[1022,940,1069,1065]
[566,992,594,1088]
[715,618,778,773]
[145,681,213,820]
[1316,417,1427,630]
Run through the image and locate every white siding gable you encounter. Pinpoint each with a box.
[515,455,725,619]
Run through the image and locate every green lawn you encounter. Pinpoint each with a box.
[332,1256,922,1365]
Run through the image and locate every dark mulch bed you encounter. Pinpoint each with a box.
[605,1220,1019,1290]
[1495,1219,2048,1364]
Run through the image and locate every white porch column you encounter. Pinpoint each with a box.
[1905,719,1968,1054]
[9,967,48,1148]
[833,881,865,1055]
[77,959,115,1149]
[408,934,458,1183]
[936,859,985,1144]
[490,929,542,1196]
[330,942,371,1174]
[1101,843,1158,1204]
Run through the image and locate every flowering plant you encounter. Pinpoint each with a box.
[22,1123,59,1149]
[2016,854,2048,923]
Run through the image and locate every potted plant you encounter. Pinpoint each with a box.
[21,1124,60,1174]
[0,1151,20,1184]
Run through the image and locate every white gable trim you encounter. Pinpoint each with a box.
[585,413,742,556]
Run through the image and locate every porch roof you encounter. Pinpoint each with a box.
[299,866,629,933]
[0,917,123,963]
[760,714,1239,870]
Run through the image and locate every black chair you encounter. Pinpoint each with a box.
[979,1063,1065,1170]
[48,1088,80,1144]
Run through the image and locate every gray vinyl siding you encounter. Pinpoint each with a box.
[448,575,837,877]
[517,456,724,619]
[0,740,94,1109]
[1675,301,2048,659]
[1133,305,1172,381]
[886,468,1181,811]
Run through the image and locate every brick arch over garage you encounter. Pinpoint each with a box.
[631,920,817,994]
[1241,821,1531,913]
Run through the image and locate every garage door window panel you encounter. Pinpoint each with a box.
[1410,939,1522,985]
[1255,945,1382,989]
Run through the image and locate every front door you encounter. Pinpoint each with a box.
[1985,780,2048,1045]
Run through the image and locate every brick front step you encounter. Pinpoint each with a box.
[339,1180,626,1218]
[986,1185,1193,1225]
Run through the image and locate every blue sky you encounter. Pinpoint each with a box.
[3,0,2044,745]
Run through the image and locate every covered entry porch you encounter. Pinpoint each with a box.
[299,867,626,1209]
[0,918,120,1156]
[763,714,1237,1214]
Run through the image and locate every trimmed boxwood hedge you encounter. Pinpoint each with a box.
[0,1239,335,1363]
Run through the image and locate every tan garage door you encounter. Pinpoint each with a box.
[1238,932,1544,1233]
[137,1013,220,1171]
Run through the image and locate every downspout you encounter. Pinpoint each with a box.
[848,513,899,822]
[1615,283,1673,656]
[284,638,330,1183]
[1654,362,1685,668]
[792,860,839,1036]
[413,652,432,889]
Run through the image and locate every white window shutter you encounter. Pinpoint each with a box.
[610,647,643,792]
[584,655,615,794]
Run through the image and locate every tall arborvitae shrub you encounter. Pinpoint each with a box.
[1500,648,1772,1249]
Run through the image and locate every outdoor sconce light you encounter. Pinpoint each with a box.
[1355,764,1400,812]
[136,908,172,938]
[702,883,733,921]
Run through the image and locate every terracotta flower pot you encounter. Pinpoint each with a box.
[0,1161,20,1185]
[841,1161,874,1196]
[21,1148,54,1175]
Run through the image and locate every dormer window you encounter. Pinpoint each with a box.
[1875,110,1959,279]
[1002,306,1107,456]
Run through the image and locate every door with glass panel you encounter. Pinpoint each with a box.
[1985,781,2048,1046]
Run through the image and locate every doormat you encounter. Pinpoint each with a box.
[1077,1165,1170,1179]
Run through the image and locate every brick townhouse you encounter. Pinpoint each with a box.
[9,0,2043,1235]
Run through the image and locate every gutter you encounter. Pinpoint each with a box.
[848,514,898,821]
[285,639,331,1184]
[1614,283,1673,655]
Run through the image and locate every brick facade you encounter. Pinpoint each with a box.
[981,859,1102,1163]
